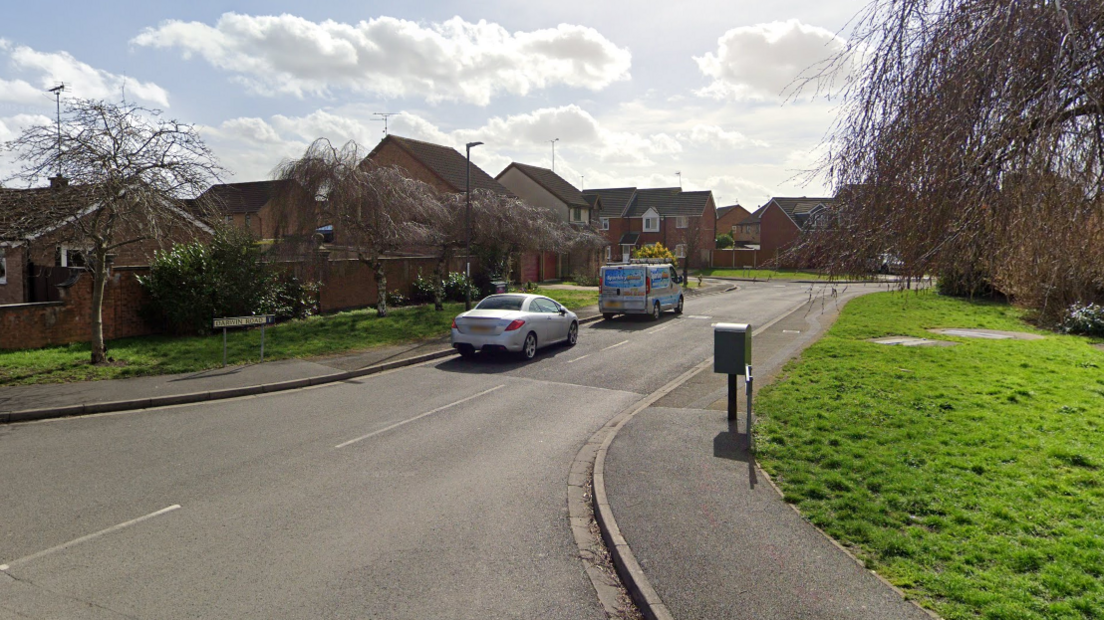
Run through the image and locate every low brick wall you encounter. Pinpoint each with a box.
[0,267,156,351]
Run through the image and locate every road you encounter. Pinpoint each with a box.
[0,281,879,619]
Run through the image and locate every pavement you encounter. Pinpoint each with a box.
[0,278,933,619]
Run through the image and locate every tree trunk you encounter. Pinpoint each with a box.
[373,259,388,317]
[434,246,450,312]
[89,252,109,365]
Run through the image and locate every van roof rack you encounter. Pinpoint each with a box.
[628,258,670,264]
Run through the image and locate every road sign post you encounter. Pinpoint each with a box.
[213,315,275,367]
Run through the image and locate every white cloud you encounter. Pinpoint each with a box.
[694,19,850,101]
[682,124,769,149]
[0,40,169,107]
[702,174,776,207]
[133,14,632,105]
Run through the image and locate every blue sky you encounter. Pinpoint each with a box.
[0,0,868,207]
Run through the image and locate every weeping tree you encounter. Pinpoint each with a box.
[271,139,437,317]
[2,98,223,364]
[792,0,1104,321]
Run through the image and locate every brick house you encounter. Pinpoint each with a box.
[0,178,212,307]
[583,187,717,265]
[715,204,751,243]
[743,196,836,264]
[495,162,605,279]
[364,135,566,284]
[194,179,309,240]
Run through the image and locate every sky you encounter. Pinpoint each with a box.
[0,0,869,209]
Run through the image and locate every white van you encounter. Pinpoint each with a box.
[599,260,685,320]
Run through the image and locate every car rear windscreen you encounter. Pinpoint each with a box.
[476,295,525,310]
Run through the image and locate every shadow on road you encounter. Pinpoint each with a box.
[713,419,758,489]
[586,314,679,332]
[432,342,578,374]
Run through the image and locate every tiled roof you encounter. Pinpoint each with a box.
[583,187,637,218]
[716,204,747,220]
[369,135,512,195]
[763,196,836,227]
[195,180,292,215]
[0,183,100,240]
[496,162,587,208]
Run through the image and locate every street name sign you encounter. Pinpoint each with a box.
[213,315,274,329]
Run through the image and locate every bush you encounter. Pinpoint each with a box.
[410,274,437,305]
[571,272,599,287]
[632,242,678,266]
[443,271,478,302]
[386,289,408,307]
[1061,302,1104,337]
[141,228,318,334]
[716,233,735,249]
[260,272,319,321]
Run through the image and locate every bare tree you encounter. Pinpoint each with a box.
[793,0,1104,321]
[3,99,224,364]
[271,139,437,317]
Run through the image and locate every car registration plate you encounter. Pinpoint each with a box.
[605,301,621,308]
[470,325,494,334]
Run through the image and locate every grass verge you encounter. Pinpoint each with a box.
[755,289,1104,619]
[0,289,598,386]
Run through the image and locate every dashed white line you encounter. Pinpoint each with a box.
[567,354,591,364]
[601,340,629,352]
[335,385,505,448]
[0,504,181,571]
[646,325,670,334]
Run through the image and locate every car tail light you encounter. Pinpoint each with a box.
[646,274,651,294]
[451,319,457,329]
[504,319,526,331]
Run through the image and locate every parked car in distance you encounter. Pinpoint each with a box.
[451,294,579,360]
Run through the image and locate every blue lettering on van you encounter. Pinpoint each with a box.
[603,270,645,288]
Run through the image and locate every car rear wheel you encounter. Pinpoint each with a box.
[520,332,538,360]
[674,296,684,315]
[603,313,615,321]
[567,322,578,346]
[651,302,661,321]
[457,344,476,358]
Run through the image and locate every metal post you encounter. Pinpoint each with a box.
[746,365,754,450]
[727,374,738,421]
[222,328,227,368]
[260,324,266,363]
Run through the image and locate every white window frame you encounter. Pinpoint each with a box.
[599,217,609,231]
[245,214,253,229]
[676,216,689,229]
[643,216,660,232]
[58,244,88,268]
[570,207,585,223]
[224,215,234,224]
[604,246,611,261]
[0,248,7,285]
[675,244,687,258]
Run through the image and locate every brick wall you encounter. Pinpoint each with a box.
[314,254,476,313]
[0,246,26,306]
[0,266,156,351]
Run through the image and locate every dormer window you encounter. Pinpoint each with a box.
[600,217,610,231]
[643,215,660,232]
[570,207,586,223]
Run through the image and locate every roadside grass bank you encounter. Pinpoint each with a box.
[755,289,1103,619]
[695,267,833,280]
[0,289,598,386]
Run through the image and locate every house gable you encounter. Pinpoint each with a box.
[365,134,512,196]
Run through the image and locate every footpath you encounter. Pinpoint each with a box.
[596,294,936,619]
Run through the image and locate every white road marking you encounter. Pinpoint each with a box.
[601,340,629,352]
[646,325,670,334]
[567,354,591,364]
[687,315,712,320]
[335,385,505,448]
[783,330,801,334]
[0,505,181,571]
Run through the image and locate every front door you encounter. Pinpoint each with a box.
[621,246,631,263]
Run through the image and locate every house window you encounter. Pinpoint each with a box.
[245,214,253,230]
[0,249,6,285]
[643,216,660,232]
[570,208,585,223]
[604,246,611,261]
[676,216,689,228]
[224,215,234,225]
[56,245,87,268]
[675,244,687,258]
[600,217,609,230]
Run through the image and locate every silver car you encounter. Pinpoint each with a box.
[451,294,579,360]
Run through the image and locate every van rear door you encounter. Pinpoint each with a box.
[601,266,648,313]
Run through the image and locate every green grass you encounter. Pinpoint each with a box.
[0,290,598,386]
[696,267,832,280]
[755,289,1104,619]
[529,286,599,309]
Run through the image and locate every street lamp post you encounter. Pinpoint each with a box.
[465,141,483,311]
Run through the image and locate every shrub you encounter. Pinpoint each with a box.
[386,289,408,307]
[443,271,478,302]
[716,233,735,249]
[260,272,319,321]
[632,242,678,266]
[410,274,437,304]
[1061,302,1104,337]
[571,272,599,287]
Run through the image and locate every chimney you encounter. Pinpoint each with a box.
[49,175,69,190]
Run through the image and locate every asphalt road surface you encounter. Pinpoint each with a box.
[0,281,881,619]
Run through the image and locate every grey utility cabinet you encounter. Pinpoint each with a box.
[714,322,751,375]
